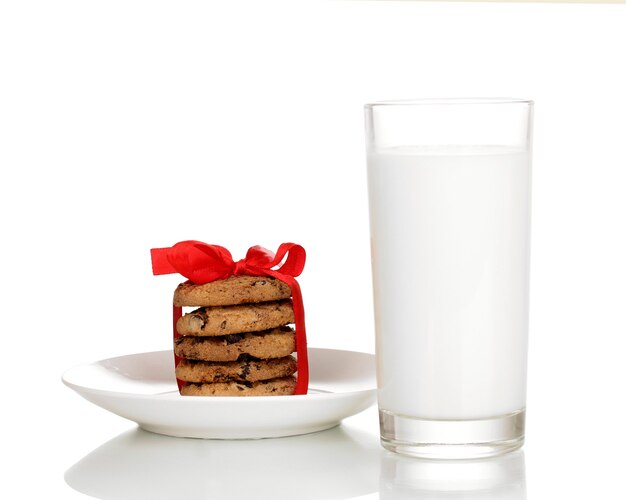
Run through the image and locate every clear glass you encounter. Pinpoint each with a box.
[365,98,533,459]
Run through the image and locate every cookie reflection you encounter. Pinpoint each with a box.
[66,426,379,500]
[381,450,526,500]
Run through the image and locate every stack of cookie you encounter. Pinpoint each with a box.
[173,275,298,396]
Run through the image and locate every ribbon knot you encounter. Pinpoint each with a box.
[150,240,308,395]
[233,259,248,276]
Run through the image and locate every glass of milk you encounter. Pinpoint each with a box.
[365,98,533,459]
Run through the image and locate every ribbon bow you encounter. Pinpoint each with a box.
[151,241,308,395]
[151,240,305,284]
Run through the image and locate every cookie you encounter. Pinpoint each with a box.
[174,326,296,362]
[176,300,294,336]
[173,275,291,307]
[180,376,297,396]
[175,355,297,384]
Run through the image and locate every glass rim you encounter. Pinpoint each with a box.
[364,97,533,108]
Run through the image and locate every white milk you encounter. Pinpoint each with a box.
[367,146,530,420]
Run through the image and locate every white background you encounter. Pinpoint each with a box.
[1,1,626,498]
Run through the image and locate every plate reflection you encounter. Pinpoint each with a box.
[66,425,380,500]
[381,450,526,500]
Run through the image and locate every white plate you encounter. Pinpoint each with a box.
[62,348,377,439]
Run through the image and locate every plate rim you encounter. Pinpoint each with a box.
[62,347,377,403]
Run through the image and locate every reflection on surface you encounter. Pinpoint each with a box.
[66,425,380,500]
[380,450,526,499]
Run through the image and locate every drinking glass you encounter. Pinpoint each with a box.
[365,98,533,459]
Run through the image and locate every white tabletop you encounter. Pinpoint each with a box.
[4,364,625,499]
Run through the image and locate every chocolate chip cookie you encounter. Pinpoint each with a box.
[174,275,291,307]
[180,376,297,396]
[174,326,296,362]
[176,300,294,336]
[175,355,297,384]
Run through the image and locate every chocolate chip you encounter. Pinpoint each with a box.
[224,334,243,344]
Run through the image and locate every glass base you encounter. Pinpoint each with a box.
[379,408,525,459]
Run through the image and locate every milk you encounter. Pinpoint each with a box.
[367,146,530,420]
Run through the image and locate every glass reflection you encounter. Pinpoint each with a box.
[381,450,526,500]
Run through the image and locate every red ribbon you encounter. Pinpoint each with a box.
[151,241,308,395]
